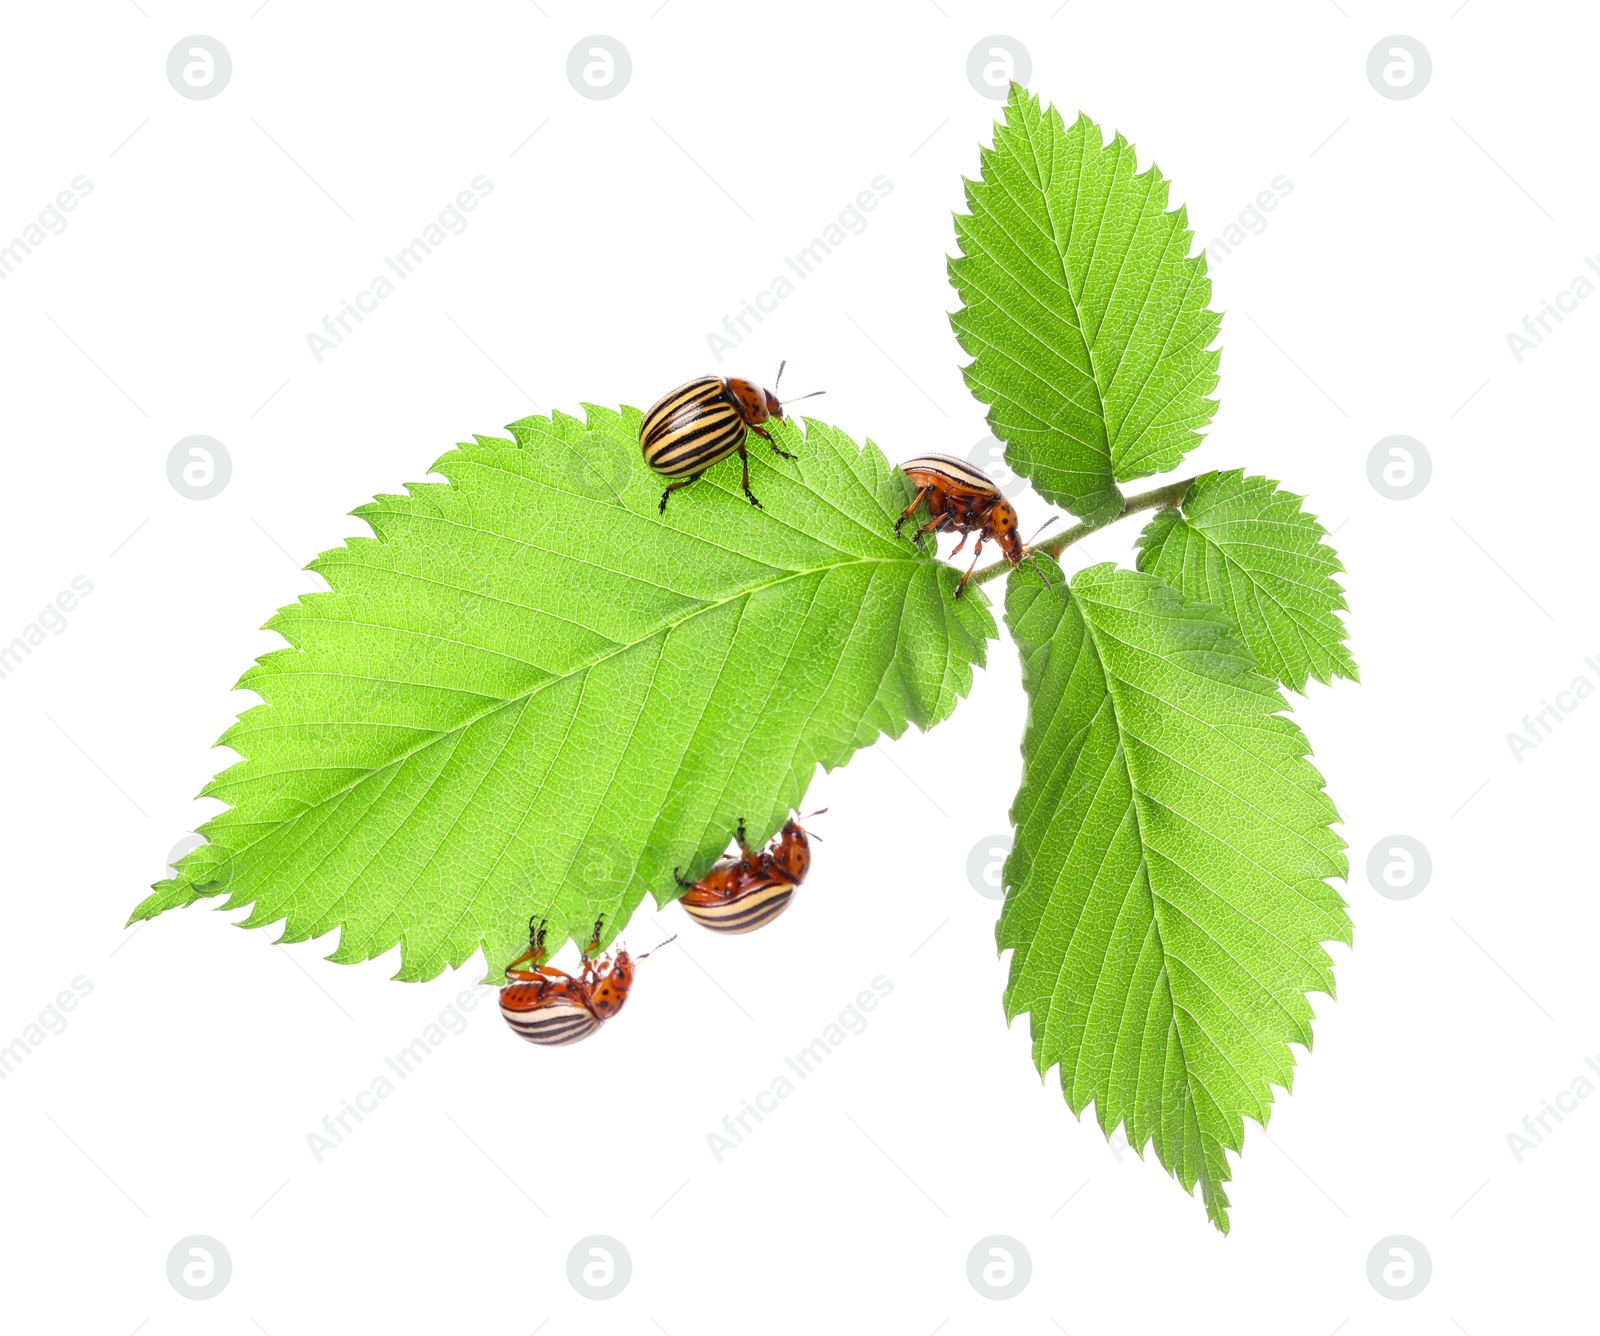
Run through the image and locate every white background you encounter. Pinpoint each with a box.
[0,2,1594,1332]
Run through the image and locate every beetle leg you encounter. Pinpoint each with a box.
[736,445,764,509]
[912,511,952,548]
[750,423,797,461]
[736,818,752,856]
[506,962,579,989]
[658,472,702,514]
[673,866,696,890]
[954,535,986,599]
[893,487,932,537]
[949,529,969,557]
[504,917,550,977]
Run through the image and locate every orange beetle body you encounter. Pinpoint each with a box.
[723,376,785,428]
[499,917,672,1046]
[639,362,823,513]
[894,453,1050,597]
[674,813,821,935]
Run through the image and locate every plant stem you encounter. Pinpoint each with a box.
[969,477,1196,588]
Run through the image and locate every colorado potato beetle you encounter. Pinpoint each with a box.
[640,362,824,513]
[893,453,1057,598]
[499,916,676,1046]
[673,810,825,935]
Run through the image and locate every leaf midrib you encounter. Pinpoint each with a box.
[1166,513,1353,685]
[190,553,938,890]
[1018,104,1114,460]
[1074,587,1223,1217]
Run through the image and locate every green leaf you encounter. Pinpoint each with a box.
[1136,471,1356,693]
[132,410,995,980]
[999,561,1349,1233]
[950,86,1222,526]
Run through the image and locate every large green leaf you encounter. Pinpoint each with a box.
[1137,471,1356,693]
[1000,561,1349,1232]
[132,410,994,980]
[950,86,1221,526]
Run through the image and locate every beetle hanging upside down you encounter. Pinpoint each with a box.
[499,916,675,1046]
[640,362,824,513]
[893,453,1057,598]
[673,810,825,934]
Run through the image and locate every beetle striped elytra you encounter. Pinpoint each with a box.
[894,453,1057,598]
[639,362,824,513]
[499,916,676,1046]
[673,810,824,934]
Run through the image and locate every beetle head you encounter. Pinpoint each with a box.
[724,376,772,425]
[740,360,825,427]
[772,819,811,881]
[772,808,826,882]
[988,498,1025,563]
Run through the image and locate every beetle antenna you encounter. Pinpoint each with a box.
[633,933,679,962]
[1020,516,1060,591]
[1023,515,1060,547]
[773,359,786,393]
[780,390,826,406]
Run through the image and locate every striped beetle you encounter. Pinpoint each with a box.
[673,810,825,935]
[499,915,675,1046]
[639,362,823,513]
[894,453,1057,598]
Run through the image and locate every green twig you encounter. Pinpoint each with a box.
[969,477,1196,588]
